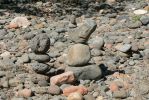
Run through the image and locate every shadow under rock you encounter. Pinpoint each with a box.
[0,3,49,17]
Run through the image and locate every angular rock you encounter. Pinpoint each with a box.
[50,71,75,85]
[28,53,50,62]
[68,19,97,43]
[63,86,88,96]
[9,17,31,28]
[30,34,50,54]
[48,85,61,95]
[115,43,131,52]
[66,44,91,66]
[140,16,149,25]
[66,65,102,80]
[67,92,83,100]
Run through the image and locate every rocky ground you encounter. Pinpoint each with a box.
[0,0,149,100]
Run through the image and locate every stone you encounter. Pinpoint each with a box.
[84,94,95,100]
[67,92,83,100]
[109,82,119,92]
[93,92,99,98]
[68,19,97,43]
[50,71,75,85]
[9,17,31,28]
[28,53,50,62]
[63,86,88,96]
[38,80,49,86]
[106,0,116,5]
[133,9,148,15]
[88,37,104,49]
[16,89,32,97]
[66,44,91,66]
[48,85,61,95]
[113,89,128,99]
[66,65,102,80]
[128,21,142,29]
[96,96,104,100]
[30,34,50,54]
[115,43,131,52]
[140,16,149,25]
[30,62,50,74]
[17,53,30,64]
[144,49,149,59]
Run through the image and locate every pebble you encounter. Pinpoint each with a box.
[115,43,132,52]
[84,94,95,100]
[63,86,88,96]
[16,89,32,97]
[113,89,128,99]
[50,71,75,85]
[133,9,148,15]
[140,16,149,25]
[67,92,83,100]
[48,85,61,95]
[66,44,91,66]
[28,53,50,62]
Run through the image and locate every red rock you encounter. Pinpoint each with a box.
[50,71,75,85]
[63,86,88,96]
[109,82,118,92]
[8,23,18,29]
[16,88,32,97]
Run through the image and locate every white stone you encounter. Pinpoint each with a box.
[133,9,148,15]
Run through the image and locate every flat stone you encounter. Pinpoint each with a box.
[133,9,148,15]
[115,43,131,52]
[66,65,102,80]
[29,53,50,62]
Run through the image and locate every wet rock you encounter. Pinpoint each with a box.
[30,34,50,54]
[68,19,97,43]
[63,86,88,96]
[30,62,50,74]
[66,65,102,80]
[115,43,131,52]
[66,44,91,66]
[50,71,75,85]
[8,17,31,28]
[48,85,61,95]
[28,53,50,62]
[67,92,83,100]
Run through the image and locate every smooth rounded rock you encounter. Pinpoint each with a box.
[67,92,83,100]
[48,85,61,95]
[29,53,50,62]
[66,44,91,66]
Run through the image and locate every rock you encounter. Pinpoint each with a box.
[29,74,49,84]
[109,82,119,92]
[17,53,30,64]
[30,34,50,54]
[50,71,75,85]
[38,80,49,86]
[16,89,32,97]
[63,86,88,96]
[106,0,116,5]
[115,43,131,52]
[139,80,149,95]
[0,51,10,58]
[66,65,102,80]
[31,87,48,94]
[96,96,104,100]
[0,29,7,39]
[84,94,95,100]
[93,92,99,98]
[28,53,50,62]
[30,62,50,74]
[48,85,61,95]
[9,17,31,28]
[133,9,148,15]
[128,21,142,29]
[113,89,128,99]
[66,44,91,66]
[88,37,104,50]
[69,15,76,25]
[144,49,149,59]
[67,92,83,100]
[68,19,97,43]
[140,16,149,25]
